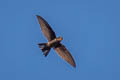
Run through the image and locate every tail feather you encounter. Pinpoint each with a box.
[38,43,51,57]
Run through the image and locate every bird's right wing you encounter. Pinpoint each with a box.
[36,15,56,41]
[54,43,76,68]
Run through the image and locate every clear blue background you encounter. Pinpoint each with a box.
[0,0,120,80]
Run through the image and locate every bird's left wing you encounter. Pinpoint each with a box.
[36,15,56,41]
[54,43,76,68]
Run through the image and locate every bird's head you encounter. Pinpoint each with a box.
[56,36,63,41]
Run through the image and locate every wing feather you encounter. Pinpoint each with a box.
[54,44,76,68]
[36,15,56,41]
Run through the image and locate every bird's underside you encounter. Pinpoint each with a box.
[36,15,76,68]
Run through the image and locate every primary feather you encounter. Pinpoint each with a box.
[36,15,56,41]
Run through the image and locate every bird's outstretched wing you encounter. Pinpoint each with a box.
[54,43,76,68]
[36,15,56,41]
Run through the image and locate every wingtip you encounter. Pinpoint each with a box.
[36,15,44,21]
[36,15,40,18]
[36,15,39,17]
[72,64,76,68]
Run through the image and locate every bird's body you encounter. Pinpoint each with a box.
[47,37,63,47]
[36,15,76,68]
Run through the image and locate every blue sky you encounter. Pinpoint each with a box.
[0,0,120,80]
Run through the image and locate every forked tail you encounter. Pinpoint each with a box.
[38,43,51,57]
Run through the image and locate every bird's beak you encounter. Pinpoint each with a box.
[58,36,63,41]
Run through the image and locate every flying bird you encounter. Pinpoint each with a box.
[36,15,76,68]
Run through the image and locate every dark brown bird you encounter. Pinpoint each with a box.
[36,15,76,68]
